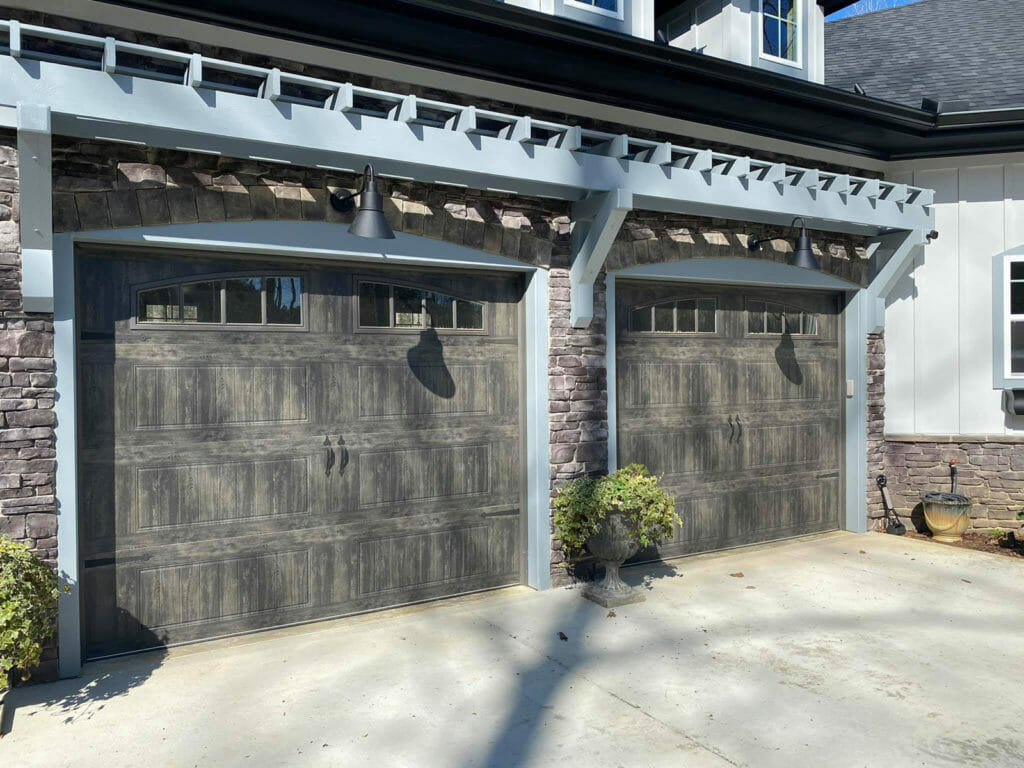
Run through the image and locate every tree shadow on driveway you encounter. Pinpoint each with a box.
[3,624,167,735]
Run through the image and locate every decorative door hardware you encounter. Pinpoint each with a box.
[336,435,349,477]
[726,415,744,444]
[324,434,335,476]
[325,435,349,478]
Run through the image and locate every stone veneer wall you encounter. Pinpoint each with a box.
[866,331,1024,534]
[0,131,59,680]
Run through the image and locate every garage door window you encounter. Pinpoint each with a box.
[746,300,817,335]
[358,281,484,331]
[136,274,304,327]
[630,298,717,334]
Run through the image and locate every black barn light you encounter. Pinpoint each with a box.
[748,217,820,271]
[330,164,396,239]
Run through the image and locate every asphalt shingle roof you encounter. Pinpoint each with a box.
[825,0,1024,111]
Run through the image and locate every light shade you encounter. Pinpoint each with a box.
[747,217,821,272]
[330,164,396,240]
[790,222,820,271]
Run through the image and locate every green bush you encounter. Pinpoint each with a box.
[553,464,680,557]
[0,536,59,689]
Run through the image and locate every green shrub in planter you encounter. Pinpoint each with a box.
[0,536,59,689]
[554,463,681,558]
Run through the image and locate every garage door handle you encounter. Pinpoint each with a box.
[324,435,336,477]
[736,416,743,441]
[728,415,735,442]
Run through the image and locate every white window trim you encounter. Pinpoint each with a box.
[758,0,803,69]
[1002,256,1024,381]
[563,0,625,22]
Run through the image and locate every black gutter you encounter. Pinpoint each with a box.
[94,0,1024,161]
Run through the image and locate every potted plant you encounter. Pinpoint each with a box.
[554,464,680,607]
[0,535,60,737]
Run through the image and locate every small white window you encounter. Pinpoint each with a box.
[1004,259,1024,377]
[564,0,623,21]
[630,298,717,334]
[136,274,303,327]
[357,281,484,331]
[761,0,800,66]
[746,300,817,336]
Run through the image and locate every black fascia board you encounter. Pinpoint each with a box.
[92,0,1024,161]
[820,0,861,13]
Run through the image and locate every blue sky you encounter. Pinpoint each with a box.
[827,0,923,21]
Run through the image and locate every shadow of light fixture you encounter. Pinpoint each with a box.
[407,327,456,399]
[748,217,820,271]
[329,164,396,239]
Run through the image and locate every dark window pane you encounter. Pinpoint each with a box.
[181,281,220,323]
[763,16,780,56]
[802,313,818,335]
[654,303,674,332]
[1013,322,1024,373]
[697,299,716,333]
[225,277,262,324]
[766,305,784,334]
[266,276,302,325]
[456,301,483,330]
[394,286,424,328]
[138,286,180,323]
[1012,262,1024,280]
[784,310,801,334]
[677,300,696,333]
[747,301,765,334]
[779,0,795,21]
[763,0,779,16]
[1012,283,1024,315]
[359,282,390,327]
[425,291,454,329]
[631,306,652,332]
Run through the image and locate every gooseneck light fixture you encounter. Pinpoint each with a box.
[748,217,820,271]
[329,164,396,240]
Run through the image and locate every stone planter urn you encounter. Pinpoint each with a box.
[922,459,973,543]
[583,510,645,608]
[922,492,973,543]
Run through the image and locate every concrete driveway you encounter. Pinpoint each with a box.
[2,531,1023,767]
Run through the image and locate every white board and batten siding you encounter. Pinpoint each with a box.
[885,156,1024,436]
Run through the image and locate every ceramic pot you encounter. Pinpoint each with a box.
[583,510,645,608]
[922,492,973,543]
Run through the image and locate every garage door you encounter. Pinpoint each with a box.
[615,281,843,561]
[78,249,524,658]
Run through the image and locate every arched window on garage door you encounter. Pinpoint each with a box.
[629,296,718,334]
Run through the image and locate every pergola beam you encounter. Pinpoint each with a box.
[0,53,933,237]
[16,103,52,313]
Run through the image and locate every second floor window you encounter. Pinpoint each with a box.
[567,0,620,17]
[761,0,799,64]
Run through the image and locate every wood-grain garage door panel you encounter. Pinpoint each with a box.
[78,251,524,658]
[616,282,843,561]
